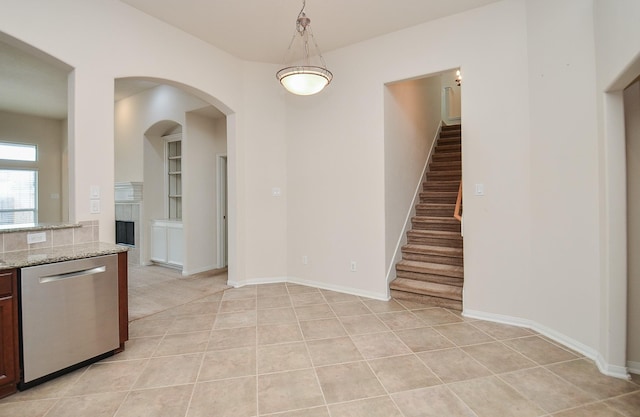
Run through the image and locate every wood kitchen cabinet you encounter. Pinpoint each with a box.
[0,269,18,399]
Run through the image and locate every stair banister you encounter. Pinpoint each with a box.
[454,180,463,222]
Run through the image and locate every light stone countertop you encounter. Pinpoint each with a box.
[0,223,81,234]
[0,242,128,270]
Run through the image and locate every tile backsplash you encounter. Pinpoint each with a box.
[0,220,100,253]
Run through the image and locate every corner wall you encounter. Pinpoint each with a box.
[593,0,640,375]
[525,0,601,358]
[183,111,227,274]
[625,80,640,372]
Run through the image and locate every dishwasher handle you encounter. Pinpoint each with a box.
[39,266,107,284]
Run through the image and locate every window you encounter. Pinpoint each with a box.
[0,169,37,225]
[0,142,38,225]
[0,142,37,162]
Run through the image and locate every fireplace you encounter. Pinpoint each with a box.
[115,182,143,265]
[115,221,135,246]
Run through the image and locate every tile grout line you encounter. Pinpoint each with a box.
[286,284,330,417]
[182,283,228,417]
[326,295,409,417]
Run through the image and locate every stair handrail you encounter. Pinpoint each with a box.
[454,180,462,222]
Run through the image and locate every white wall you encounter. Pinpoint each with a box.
[0,110,64,223]
[183,111,226,274]
[286,0,532,302]
[593,0,640,375]
[526,0,601,356]
[231,61,288,285]
[625,79,640,372]
[384,75,443,280]
[441,70,462,122]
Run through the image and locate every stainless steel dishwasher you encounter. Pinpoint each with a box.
[19,254,120,388]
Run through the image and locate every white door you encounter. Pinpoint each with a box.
[217,155,228,267]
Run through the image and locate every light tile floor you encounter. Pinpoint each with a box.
[1,277,639,417]
[127,264,230,320]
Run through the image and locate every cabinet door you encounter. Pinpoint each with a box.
[150,223,167,262]
[0,270,17,395]
[167,224,183,266]
[0,298,16,385]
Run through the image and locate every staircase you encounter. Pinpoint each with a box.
[390,124,463,310]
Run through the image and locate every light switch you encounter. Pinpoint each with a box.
[90,185,100,199]
[475,183,484,196]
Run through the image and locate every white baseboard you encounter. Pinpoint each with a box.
[182,264,219,276]
[627,361,640,375]
[463,309,631,380]
[229,276,389,301]
[229,276,289,288]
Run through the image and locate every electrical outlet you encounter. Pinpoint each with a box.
[27,232,46,244]
[90,199,101,214]
[350,261,357,272]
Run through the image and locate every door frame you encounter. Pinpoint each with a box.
[216,154,228,268]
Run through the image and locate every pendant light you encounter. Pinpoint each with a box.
[276,0,333,96]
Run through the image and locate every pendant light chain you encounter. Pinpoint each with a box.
[276,0,333,95]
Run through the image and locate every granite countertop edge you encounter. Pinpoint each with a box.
[0,223,81,234]
[0,242,129,270]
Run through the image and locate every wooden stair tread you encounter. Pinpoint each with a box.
[407,229,462,238]
[396,260,463,278]
[420,191,458,196]
[412,216,460,223]
[402,244,463,257]
[391,290,462,310]
[390,278,462,301]
[416,203,456,208]
[396,270,464,286]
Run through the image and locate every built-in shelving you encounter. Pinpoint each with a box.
[166,138,182,219]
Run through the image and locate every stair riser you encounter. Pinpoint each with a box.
[420,195,457,204]
[395,270,464,286]
[422,183,459,192]
[426,172,461,180]
[407,236,463,248]
[391,290,462,310]
[416,208,456,217]
[435,146,461,153]
[432,153,461,162]
[438,137,461,144]
[402,252,463,267]
[396,264,463,279]
[440,128,461,134]
[429,163,461,171]
[390,279,463,300]
[411,222,461,232]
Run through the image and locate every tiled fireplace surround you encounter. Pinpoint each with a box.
[115,182,143,266]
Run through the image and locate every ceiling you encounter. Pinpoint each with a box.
[1,0,500,120]
[119,0,501,64]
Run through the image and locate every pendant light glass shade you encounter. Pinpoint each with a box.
[277,1,332,95]
[277,66,332,96]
